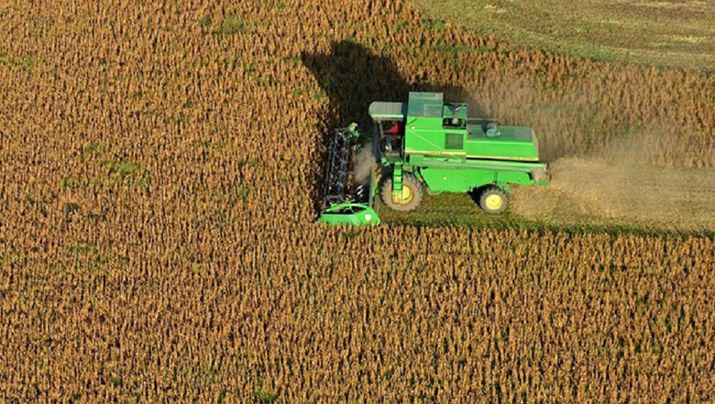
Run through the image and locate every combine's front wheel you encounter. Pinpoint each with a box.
[381,173,423,211]
[479,186,508,215]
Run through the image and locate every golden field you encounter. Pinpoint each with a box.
[0,0,713,400]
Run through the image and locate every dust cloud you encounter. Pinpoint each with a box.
[464,79,714,232]
[352,142,375,186]
[511,133,715,232]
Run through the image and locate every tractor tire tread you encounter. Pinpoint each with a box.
[479,185,508,215]
[381,173,423,212]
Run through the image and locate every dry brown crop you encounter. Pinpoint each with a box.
[0,0,713,401]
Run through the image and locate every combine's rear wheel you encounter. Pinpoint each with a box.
[381,173,423,211]
[479,186,508,215]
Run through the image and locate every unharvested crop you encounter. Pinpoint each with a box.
[0,0,713,401]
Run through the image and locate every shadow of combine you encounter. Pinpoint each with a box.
[301,40,486,212]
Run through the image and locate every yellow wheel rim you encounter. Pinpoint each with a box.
[485,194,503,210]
[392,185,413,204]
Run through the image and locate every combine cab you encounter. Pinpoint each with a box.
[318,92,549,225]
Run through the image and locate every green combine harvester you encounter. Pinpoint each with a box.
[318,92,549,226]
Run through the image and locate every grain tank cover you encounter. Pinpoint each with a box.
[407,92,443,117]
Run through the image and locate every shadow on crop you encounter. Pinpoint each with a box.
[301,40,486,211]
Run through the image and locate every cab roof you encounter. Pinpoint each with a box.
[368,101,407,120]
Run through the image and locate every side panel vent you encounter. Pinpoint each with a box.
[444,133,463,150]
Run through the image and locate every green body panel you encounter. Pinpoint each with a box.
[405,124,539,161]
[317,202,380,226]
[404,124,458,154]
[420,167,495,193]
[403,92,540,162]
[397,92,547,193]
[465,126,539,160]
[408,154,545,171]
[411,155,541,193]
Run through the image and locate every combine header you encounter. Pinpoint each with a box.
[317,123,380,226]
[318,92,549,226]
